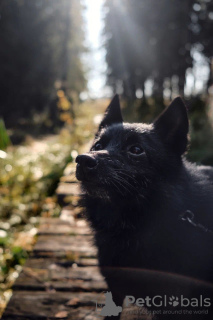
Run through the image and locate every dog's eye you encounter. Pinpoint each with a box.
[128,145,144,155]
[94,143,102,151]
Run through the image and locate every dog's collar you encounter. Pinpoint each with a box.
[179,210,213,235]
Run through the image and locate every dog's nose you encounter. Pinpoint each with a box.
[76,154,97,169]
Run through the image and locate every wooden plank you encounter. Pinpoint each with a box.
[60,206,84,221]
[38,218,91,236]
[22,265,103,281]
[63,163,77,177]
[2,291,153,320]
[33,235,97,257]
[2,291,105,320]
[30,251,95,259]
[60,175,77,184]
[24,258,98,269]
[56,183,82,197]
[13,266,106,292]
[56,182,82,206]
[2,309,100,320]
[13,276,106,292]
[38,218,77,225]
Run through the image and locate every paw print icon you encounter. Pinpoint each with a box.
[169,296,179,307]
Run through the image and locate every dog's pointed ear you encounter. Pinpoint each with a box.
[98,94,123,132]
[154,97,189,155]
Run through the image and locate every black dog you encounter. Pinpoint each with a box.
[76,96,213,318]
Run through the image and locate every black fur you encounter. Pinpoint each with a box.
[76,95,213,318]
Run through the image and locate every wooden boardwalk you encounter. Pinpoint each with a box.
[1,166,108,320]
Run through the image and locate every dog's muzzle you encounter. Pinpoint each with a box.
[75,154,98,181]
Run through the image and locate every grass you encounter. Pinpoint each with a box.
[0,134,71,313]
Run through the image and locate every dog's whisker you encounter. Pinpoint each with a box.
[112,177,135,195]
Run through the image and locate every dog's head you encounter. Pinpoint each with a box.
[76,95,188,200]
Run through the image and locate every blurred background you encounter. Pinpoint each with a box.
[0,0,213,315]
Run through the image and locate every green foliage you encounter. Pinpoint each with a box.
[0,119,11,150]
[0,138,70,219]
[188,97,213,165]
[0,133,72,310]
[0,0,86,126]
[42,154,73,196]
[104,0,193,99]
[10,247,28,266]
[103,0,213,99]
[1,246,28,277]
